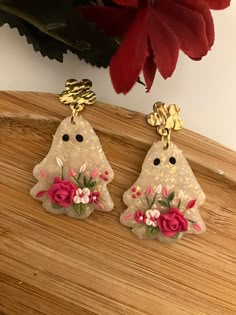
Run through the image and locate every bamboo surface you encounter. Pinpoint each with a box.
[0,91,236,315]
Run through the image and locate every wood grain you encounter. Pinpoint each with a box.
[0,91,235,315]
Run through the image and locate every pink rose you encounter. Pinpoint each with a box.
[157,208,188,237]
[47,177,77,207]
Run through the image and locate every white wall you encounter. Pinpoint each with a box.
[0,4,235,150]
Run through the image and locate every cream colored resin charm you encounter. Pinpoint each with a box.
[120,141,206,242]
[31,116,114,219]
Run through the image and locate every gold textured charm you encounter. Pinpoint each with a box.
[31,79,114,219]
[120,102,205,242]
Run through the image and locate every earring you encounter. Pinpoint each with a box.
[31,79,114,219]
[120,102,206,243]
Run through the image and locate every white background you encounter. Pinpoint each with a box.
[0,4,235,150]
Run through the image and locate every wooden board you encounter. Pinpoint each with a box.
[0,91,236,315]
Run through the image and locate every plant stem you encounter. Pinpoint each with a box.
[73,176,81,188]
[146,196,150,208]
[138,197,146,208]
[187,219,196,224]
[150,193,157,208]
[166,198,171,208]
[77,172,81,182]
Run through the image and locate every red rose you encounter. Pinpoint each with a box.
[47,177,77,207]
[157,208,188,237]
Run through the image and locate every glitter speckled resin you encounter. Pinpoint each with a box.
[120,141,206,243]
[31,116,114,219]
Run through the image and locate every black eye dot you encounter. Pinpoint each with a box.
[153,158,160,166]
[76,134,83,142]
[62,134,69,141]
[169,157,176,164]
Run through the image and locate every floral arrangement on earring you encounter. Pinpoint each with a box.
[131,185,201,239]
[35,157,112,217]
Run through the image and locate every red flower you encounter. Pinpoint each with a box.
[135,210,146,223]
[89,191,100,203]
[47,177,77,207]
[78,0,230,94]
[204,0,230,9]
[157,208,188,237]
[187,199,197,209]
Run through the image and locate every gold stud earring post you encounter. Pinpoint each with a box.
[59,78,96,124]
[146,101,183,149]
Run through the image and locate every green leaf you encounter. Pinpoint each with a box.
[83,176,88,187]
[172,232,180,239]
[167,191,175,202]
[74,203,86,216]
[74,203,80,215]
[146,226,159,237]
[80,203,86,215]
[52,203,62,209]
[177,199,181,209]
[88,181,96,189]
[158,200,169,208]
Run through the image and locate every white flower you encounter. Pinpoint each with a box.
[56,157,63,168]
[178,190,184,199]
[145,209,160,227]
[79,163,87,173]
[73,188,90,204]
[156,184,162,194]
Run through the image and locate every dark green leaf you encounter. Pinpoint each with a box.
[177,199,181,209]
[167,191,175,202]
[146,226,159,237]
[0,0,119,67]
[88,181,97,189]
[158,200,169,208]
[0,10,67,61]
[83,176,88,187]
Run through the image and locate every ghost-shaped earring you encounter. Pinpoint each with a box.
[31,79,114,219]
[120,102,206,243]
